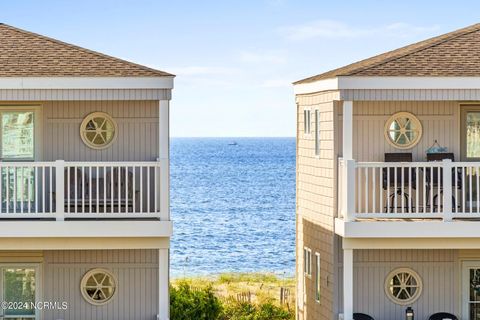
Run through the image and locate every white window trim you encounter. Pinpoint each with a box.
[304,247,312,278]
[0,263,42,319]
[384,111,423,150]
[303,108,311,137]
[0,105,43,161]
[80,112,118,150]
[314,110,320,157]
[462,260,480,319]
[315,252,321,303]
[80,268,117,306]
[384,267,422,305]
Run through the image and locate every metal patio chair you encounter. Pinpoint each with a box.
[353,313,374,320]
[428,312,458,320]
[426,152,461,212]
[382,153,416,212]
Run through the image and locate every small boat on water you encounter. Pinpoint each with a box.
[228,141,238,146]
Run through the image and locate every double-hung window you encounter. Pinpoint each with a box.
[314,110,320,156]
[315,252,321,302]
[304,247,312,277]
[304,109,311,135]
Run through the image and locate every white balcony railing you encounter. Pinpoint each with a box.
[0,160,163,220]
[338,158,480,221]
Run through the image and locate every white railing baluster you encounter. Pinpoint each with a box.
[133,166,136,214]
[96,166,99,214]
[103,166,106,214]
[5,167,9,214]
[125,166,129,213]
[55,160,65,221]
[372,167,376,213]
[443,159,452,221]
[379,166,383,213]
[470,166,473,214]
[140,166,143,213]
[477,166,480,214]
[387,165,390,214]
[463,167,466,213]
[67,166,70,214]
[117,166,121,212]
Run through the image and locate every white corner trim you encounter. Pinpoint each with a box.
[293,76,480,94]
[0,77,174,90]
[293,77,338,94]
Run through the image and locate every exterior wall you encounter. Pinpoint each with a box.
[43,249,159,320]
[38,100,159,161]
[296,91,339,320]
[336,245,460,320]
[338,101,460,161]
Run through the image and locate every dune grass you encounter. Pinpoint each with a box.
[172,272,295,306]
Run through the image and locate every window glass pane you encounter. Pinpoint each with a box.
[315,254,320,301]
[3,268,35,316]
[2,112,34,159]
[467,112,480,158]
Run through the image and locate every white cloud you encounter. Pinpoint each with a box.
[280,20,440,41]
[239,51,286,64]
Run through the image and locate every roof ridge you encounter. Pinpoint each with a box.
[0,23,174,77]
[347,23,480,76]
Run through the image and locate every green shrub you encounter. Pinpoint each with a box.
[170,282,222,320]
[220,300,294,320]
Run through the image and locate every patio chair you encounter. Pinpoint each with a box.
[53,167,89,212]
[105,168,139,212]
[426,152,461,211]
[428,312,458,320]
[382,153,416,212]
[353,313,374,320]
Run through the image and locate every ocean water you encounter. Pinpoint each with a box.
[170,137,296,277]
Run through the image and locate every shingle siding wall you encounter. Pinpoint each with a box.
[43,249,160,320]
[336,246,459,320]
[40,100,159,161]
[296,91,339,320]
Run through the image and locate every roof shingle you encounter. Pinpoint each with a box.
[295,23,480,84]
[0,23,172,77]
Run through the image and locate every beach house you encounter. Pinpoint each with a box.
[0,24,173,319]
[294,23,480,320]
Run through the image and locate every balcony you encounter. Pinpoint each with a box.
[337,158,480,221]
[0,160,164,220]
[335,158,480,241]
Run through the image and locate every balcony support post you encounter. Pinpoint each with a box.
[443,159,453,222]
[159,100,170,221]
[55,160,65,221]
[157,248,170,320]
[342,101,353,160]
[343,159,356,222]
[343,248,354,320]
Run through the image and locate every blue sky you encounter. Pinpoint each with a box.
[1,1,479,136]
